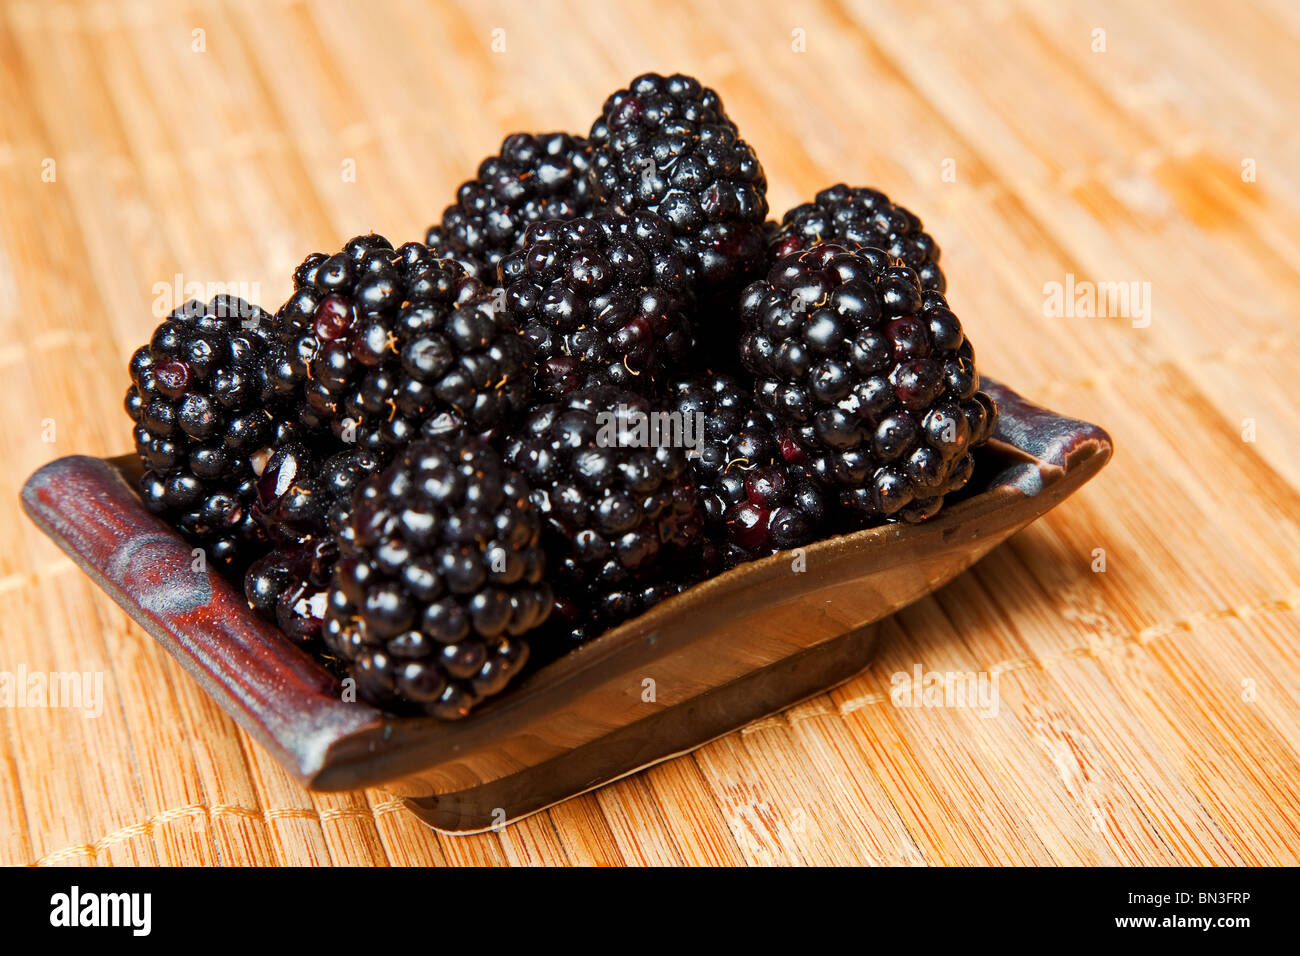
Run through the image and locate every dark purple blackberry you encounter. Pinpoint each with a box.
[667,374,828,568]
[772,184,946,293]
[322,438,551,719]
[588,73,768,315]
[739,244,997,523]
[269,234,533,456]
[126,296,285,563]
[242,443,386,635]
[253,442,384,546]
[244,542,337,645]
[425,132,594,280]
[504,387,703,646]
[499,212,694,398]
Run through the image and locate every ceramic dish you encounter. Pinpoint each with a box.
[20,379,1111,831]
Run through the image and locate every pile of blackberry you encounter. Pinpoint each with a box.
[242,234,535,645]
[124,72,999,719]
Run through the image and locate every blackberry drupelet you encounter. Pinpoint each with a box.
[499,212,694,398]
[425,132,594,280]
[503,386,703,646]
[126,296,284,563]
[269,235,533,455]
[322,438,551,719]
[772,184,946,293]
[739,244,997,524]
[667,373,828,568]
[588,72,769,315]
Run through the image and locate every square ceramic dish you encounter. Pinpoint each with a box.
[20,379,1110,832]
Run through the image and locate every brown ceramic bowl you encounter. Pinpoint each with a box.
[20,379,1110,832]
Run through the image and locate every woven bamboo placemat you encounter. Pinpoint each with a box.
[1,0,1297,866]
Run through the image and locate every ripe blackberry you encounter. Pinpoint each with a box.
[504,386,702,646]
[588,73,769,314]
[323,438,551,719]
[499,212,694,398]
[253,443,384,546]
[242,443,385,637]
[125,296,285,563]
[244,542,337,645]
[667,374,828,568]
[269,234,532,456]
[425,132,594,280]
[772,184,946,293]
[739,244,997,523]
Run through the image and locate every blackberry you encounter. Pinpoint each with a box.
[739,244,997,523]
[243,443,385,636]
[504,386,703,646]
[667,374,828,568]
[499,212,694,398]
[588,73,769,315]
[425,132,594,280]
[253,443,383,546]
[269,234,533,456]
[772,184,946,293]
[323,438,551,719]
[126,296,285,563]
[244,542,337,645]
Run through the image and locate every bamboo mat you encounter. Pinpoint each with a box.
[1,0,1298,866]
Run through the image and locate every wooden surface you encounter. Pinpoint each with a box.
[1,0,1298,866]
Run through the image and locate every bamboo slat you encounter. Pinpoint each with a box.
[0,0,1297,866]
